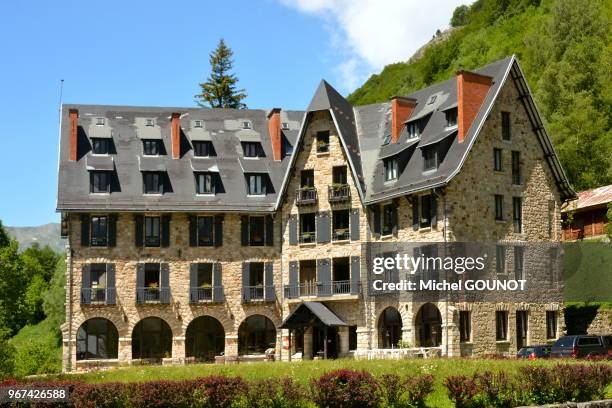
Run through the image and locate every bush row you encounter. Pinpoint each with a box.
[444,363,612,408]
[0,370,432,408]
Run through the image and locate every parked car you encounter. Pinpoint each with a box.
[550,335,607,358]
[517,345,551,359]
[600,335,612,356]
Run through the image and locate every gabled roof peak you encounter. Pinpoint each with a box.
[307,80,349,112]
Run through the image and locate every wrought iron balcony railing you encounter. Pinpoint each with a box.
[284,280,359,299]
[299,231,316,244]
[296,187,318,205]
[136,287,170,304]
[328,184,350,202]
[81,287,115,304]
[242,285,275,302]
[189,286,224,303]
[332,228,350,241]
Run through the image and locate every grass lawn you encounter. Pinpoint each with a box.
[52,358,612,407]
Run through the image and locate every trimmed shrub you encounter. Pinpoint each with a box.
[243,377,308,408]
[128,380,195,408]
[379,373,434,408]
[311,369,381,408]
[70,382,130,408]
[194,375,248,408]
[444,375,480,408]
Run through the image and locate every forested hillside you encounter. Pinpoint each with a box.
[348,0,611,192]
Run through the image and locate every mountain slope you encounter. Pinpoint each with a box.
[348,0,611,192]
[7,223,65,253]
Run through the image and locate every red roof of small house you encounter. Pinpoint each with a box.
[562,184,612,213]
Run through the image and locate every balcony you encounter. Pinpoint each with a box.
[189,286,224,303]
[242,285,275,302]
[81,287,115,304]
[284,280,360,299]
[299,231,316,244]
[136,287,170,304]
[328,184,350,203]
[332,228,350,241]
[296,187,318,206]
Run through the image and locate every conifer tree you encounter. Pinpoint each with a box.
[195,39,247,109]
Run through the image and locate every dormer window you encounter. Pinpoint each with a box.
[384,158,398,181]
[246,174,267,195]
[382,134,392,146]
[195,172,216,195]
[143,139,162,156]
[243,142,263,158]
[92,138,111,155]
[193,141,214,157]
[423,146,438,171]
[427,95,437,105]
[143,172,164,194]
[445,108,458,128]
[145,119,155,127]
[242,121,252,130]
[406,121,420,139]
[281,122,290,130]
[193,120,203,128]
[96,117,105,126]
[90,171,111,194]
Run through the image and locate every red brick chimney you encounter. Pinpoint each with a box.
[390,96,417,143]
[456,70,493,143]
[69,108,79,161]
[171,113,181,159]
[267,108,282,161]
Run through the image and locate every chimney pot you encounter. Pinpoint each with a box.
[390,96,417,143]
[268,108,282,161]
[456,70,493,143]
[69,109,79,161]
[171,113,181,159]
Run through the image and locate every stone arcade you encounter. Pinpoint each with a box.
[56,56,575,371]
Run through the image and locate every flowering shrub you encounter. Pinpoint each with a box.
[70,382,131,408]
[378,373,434,408]
[194,376,248,408]
[243,377,308,408]
[444,375,480,408]
[311,369,381,408]
[128,380,196,408]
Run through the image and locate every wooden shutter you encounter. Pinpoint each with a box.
[264,262,275,301]
[288,261,298,299]
[392,199,399,236]
[134,214,144,247]
[317,211,330,243]
[81,264,91,304]
[350,209,360,241]
[214,215,223,247]
[136,263,145,304]
[108,214,117,247]
[350,256,360,295]
[430,193,438,228]
[242,262,250,301]
[241,216,249,246]
[265,215,274,246]
[289,215,298,245]
[80,214,90,247]
[372,205,381,237]
[161,215,171,247]
[412,197,419,231]
[189,263,198,303]
[160,263,170,304]
[188,215,198,247]
[317,258,331,296]
[106,264,116,305]
[213,263,224,301]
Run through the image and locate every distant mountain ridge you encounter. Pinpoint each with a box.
[7,223,66,253]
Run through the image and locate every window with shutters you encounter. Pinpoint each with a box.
[513,197,522,233]
[249,216,265,246]
[316,131,330,153]
[193,141,214,157]
[90,216,108,247]
[496,245,506,275]
[143,172,164,194]
[197,263,213,287]
[420,195,433,228]
[384,158,398,181]
[332,209,350,241]
[91,138,111,155]
[195,172,215,195]
[496,311,508,341]
[332,257,350,294]
[144,216,161,247]
[196,216,214,246]
[511,151,521,185]
[459,311,471,342]
[91,171,111,194]
[493,148,502,171]
[495,194,504,221]
[144,263,161,301]
[546,311,557,339]
[514,246,524,280]
[299,213,316,243]
[89,263,107,303]
[382,204,395,236]
[501,112,511,141]
[349,326,358,350]
[142,139,162,156]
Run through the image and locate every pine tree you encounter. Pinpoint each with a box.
[195,39,247,109]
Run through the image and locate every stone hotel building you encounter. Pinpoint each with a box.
[57,56,576,371]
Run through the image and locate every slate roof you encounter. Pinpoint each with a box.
[56,55,575,213]
[280,301,348,329]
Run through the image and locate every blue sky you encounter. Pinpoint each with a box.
[0,0,462,227]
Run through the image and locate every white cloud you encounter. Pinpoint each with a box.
[279,0,466,91]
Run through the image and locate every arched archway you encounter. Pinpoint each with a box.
[132,317,172,359]
[238,314,276,355]
[76,318,118,360]
[415,303,442,347]
[378,307,403,348]
[185,316,225,361]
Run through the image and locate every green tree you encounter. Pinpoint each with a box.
[20,243,61,324]
[0,221,27,335]
[605,202,612,241]
[0,324,15,379]
[43,256,66,327]
[451,5,470,27]
[195,39,247,109]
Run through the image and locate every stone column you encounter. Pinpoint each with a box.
[356,327,372,350]
[172,336,186,364]
[280,329,291,361]
[225,334,238,361]
[401,326,413,348]
[304,327,313,359]
[338,326,350,357]
[118,337,132,363]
